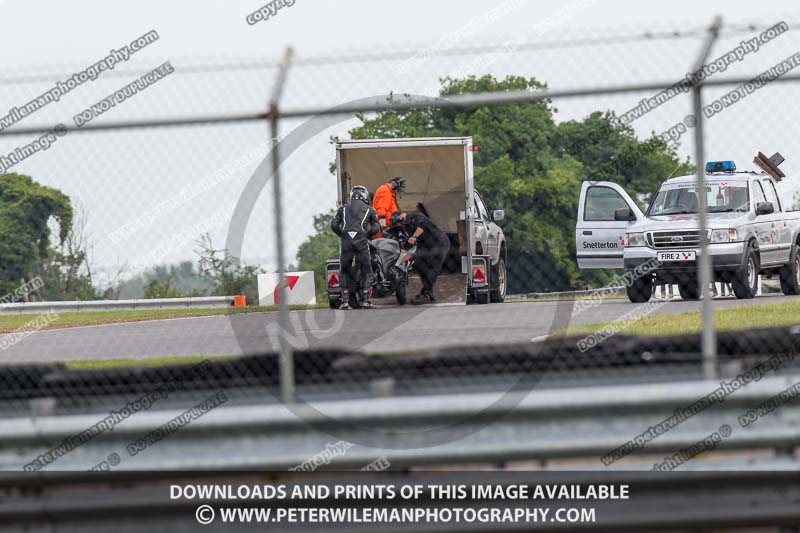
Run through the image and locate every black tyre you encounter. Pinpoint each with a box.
[733,244,759,299]
[395,278,407,305]
[476,291,490,304]
[678,277,701,300]
[490,257,507,303]
[626,275,653,303]
[328,298,340,309]
[779,244,800,295]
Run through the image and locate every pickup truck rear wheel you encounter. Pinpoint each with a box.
[733,245,759,299]
[626,275,653,303]
[779,245,800,295]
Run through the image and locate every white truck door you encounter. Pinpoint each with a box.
[576,181,643,269]
[473,192,495,258]
[761,178,790,264]
[472,198,489,253]
[751,179,781,265]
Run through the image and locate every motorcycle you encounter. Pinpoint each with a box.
[326,225,416,308]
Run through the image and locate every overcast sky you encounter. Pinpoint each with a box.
[1,0,799,284]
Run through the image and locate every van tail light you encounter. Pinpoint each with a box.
[472,257,489,287]
[327,271,339,288]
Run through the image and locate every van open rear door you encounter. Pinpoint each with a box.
[336,137,471,304]
[575,181,643,269]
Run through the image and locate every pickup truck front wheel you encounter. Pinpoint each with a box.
[626,275,653,303]
[678,277,701,300]
[779,245,800,295]
[733,245,759,299]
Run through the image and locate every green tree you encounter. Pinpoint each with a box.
[350,76,689,292]
[0,173,73,297]
[141,261,209,298]
[144,275,185,299]
[111,261,212,300]
[37,203,99,301]
[296,210,339,302]
[296,75,691,293]
[196,234,262,300]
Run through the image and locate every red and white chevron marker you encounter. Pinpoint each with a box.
[257,271,317,306]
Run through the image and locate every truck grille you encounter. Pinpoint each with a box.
[648,230,708,249]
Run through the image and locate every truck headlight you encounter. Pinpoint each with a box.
[625,232,646,247]
[710,229,738,243]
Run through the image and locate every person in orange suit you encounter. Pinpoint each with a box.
[372,177,405,238]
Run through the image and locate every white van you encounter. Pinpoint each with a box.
[326,137,507,306]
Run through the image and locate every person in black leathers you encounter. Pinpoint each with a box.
[390,210,449,305]
[331,185,380,309]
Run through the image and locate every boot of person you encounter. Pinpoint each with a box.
[339,289,351,310]
[411,291,431,305]
[360,288,376,309]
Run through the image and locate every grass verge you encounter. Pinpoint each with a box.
[64,355,238,370]
[558,299,800,337]
[0,304,325,334]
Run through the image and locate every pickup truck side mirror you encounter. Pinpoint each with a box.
[492,210,505,222]
[614,207,636,221]
[755,201,775,216]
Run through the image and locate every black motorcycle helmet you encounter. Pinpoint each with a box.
[350,185,369,203]
[389,211,405,226]
[389,176,406,193]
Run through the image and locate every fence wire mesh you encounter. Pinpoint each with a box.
[2,15,800,454]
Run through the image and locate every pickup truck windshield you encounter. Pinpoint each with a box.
[647,181,749,216]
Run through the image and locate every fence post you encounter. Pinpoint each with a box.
[270,47,295,404]
[692,17,722,380]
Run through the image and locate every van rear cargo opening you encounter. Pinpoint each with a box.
[327,137,507,307]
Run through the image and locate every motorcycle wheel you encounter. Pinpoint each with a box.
[395,278,407,305]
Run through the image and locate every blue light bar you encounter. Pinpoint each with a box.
[706,160,736,173]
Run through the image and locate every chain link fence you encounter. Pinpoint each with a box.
[2,13,800,472]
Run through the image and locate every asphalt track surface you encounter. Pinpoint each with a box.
[1,294,796,363]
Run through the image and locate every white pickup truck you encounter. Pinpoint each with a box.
[576,156,800,302]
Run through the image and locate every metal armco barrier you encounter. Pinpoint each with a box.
[506,287,625,301]
[0,296,236,315]
[2,374,800,471]
[3,327,800,412]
